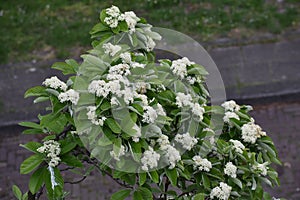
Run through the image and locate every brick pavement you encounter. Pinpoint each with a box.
[0,101,300,199]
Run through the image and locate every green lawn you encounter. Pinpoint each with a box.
[0,0,299,64]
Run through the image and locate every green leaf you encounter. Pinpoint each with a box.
[12,185,22,200]
[20,154,43,174]
[137,187,153,200]
[133,190,143,200]
[110,189,131,200]
[61,154,83,167]
[51,62,76,75]
[24,86,46,98]
[193,193,205,200]
[105,118,122,134]
[29,167,46,194]
[19,121,41,129]
[166,168,177,186]
[187,64,208,75]
[90,23,110,34]
[149,171,159,183]
[202,174,210,189]
[230,177,243,189]
[20,142,42,153]
[60,141,77,155]
[139,173,147,186]
[40,113,68,133]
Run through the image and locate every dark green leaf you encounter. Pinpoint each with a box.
[166,168,177,186]
[25,86,46,98]
[20,142,42,153]
[105,118,122,134]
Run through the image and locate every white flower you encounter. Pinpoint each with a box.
[107,80,122,95]
[252,162,269,176]
[241,122,266,144]
[156,103,166,116]
[109,63,131,76]
[120,52,132,64]
[157,134,170,148]
[192,155,212,172]
[170,57,195,79]
[106,5,121,18]
[210,182,232,200]
[135,82,150,94]
[86,106,106,126]
[141,147,160,171]
[103,43,121,56]
[163,145,181,169]
[43,76,67,91]
[135,93,149,105]
[58,89,79,105]
[229,139,245,154]
[37,140,61,167]
[132,124,141,142]
[142,106,158,123]
[223,111,240,123]
[192,103,205,121]
[88,80,110,97]
[131,62,146,68]
[110,145,125,161]
[104,5,122,28]
[186,76,196,84]
[110,96,119,106]
[175,132,198,150]
[221,100,240,112]
[224,162,237,178]
[145,36,156,51]
[123,11,140,33]
[175,92,193,108]
[122,87,135,104]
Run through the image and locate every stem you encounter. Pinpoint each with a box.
[65,176,87,184]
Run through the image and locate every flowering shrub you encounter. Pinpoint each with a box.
[14,5,283,200]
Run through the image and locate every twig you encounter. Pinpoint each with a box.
[65,176,87,184]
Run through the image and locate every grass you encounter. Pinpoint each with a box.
[0,0,299,64]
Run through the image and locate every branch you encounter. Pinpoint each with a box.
[55,124,72,140]
[65,176,87,184]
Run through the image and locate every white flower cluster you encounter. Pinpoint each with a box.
[86,106,106,126]
[157,135,181,169]
[175,92,205,121]
[110,145,125,161]
[224,162,237,178]
[222,100,240,112]
[223,111,239,124]
[141,147,160,171]
[170,57,195,79]
[192,155,212,172]
[156,103,166,116]
[37,140,61,167]
[145,36,156,52]
[241,122,266,144]
[103,43,122,56]
[222,100,241,125]
[229,139,245,154]
[104,5,140,33]
[175,132,198,150]
[132,124,142,142]
[43,76,67,91]
[58,89,79,105]
[142,106,158,123]
[252,162,269,176]
[210,182,232,200]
